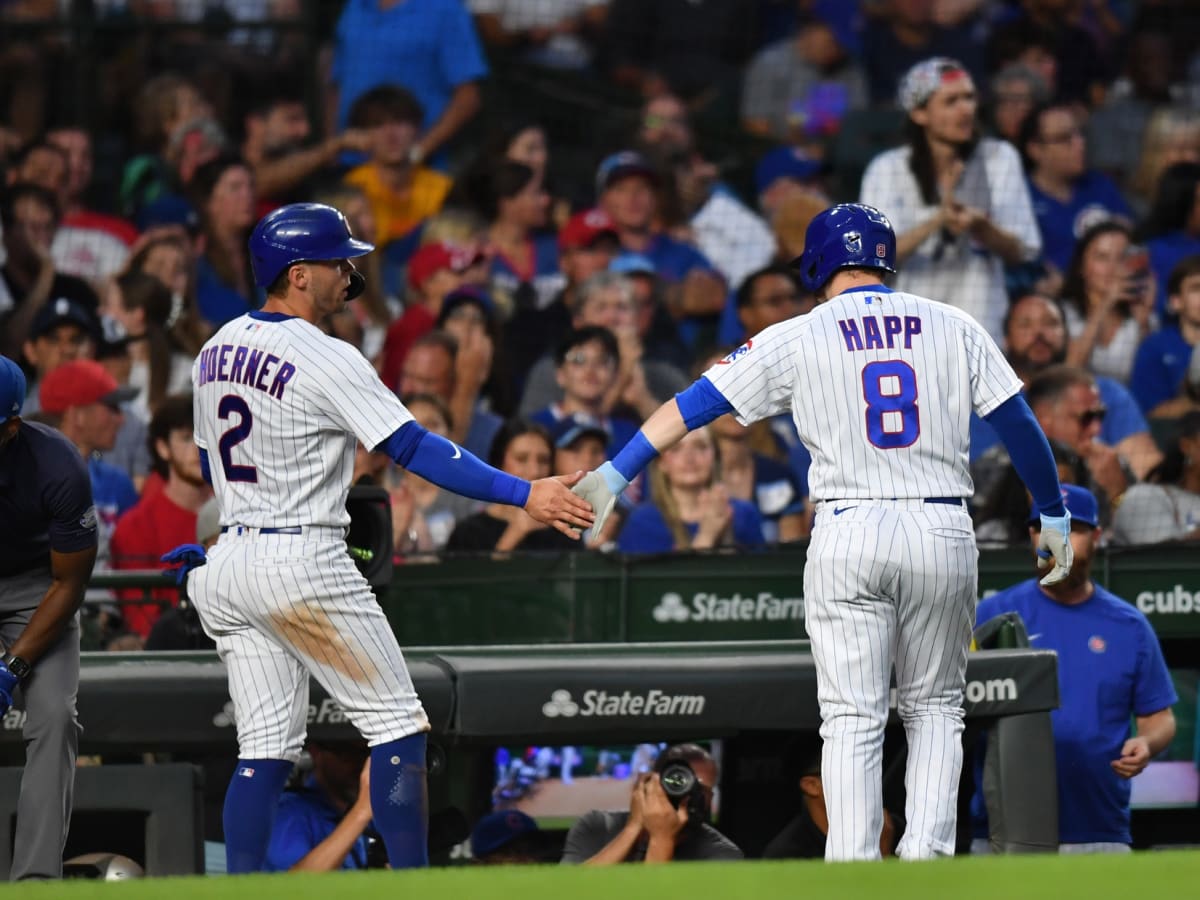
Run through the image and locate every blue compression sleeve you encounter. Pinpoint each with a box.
[984,394,1067,517]
[610,377,736,485]
[199,447,211,485]
[379,422,530,507]
[675,376,736,430]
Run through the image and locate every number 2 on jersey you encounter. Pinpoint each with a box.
[218,395,258,482]
[862,360,919,449]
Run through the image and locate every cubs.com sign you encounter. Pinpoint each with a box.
[652,591,804,624]
[541,688,706,719]
[1136,585,1200,615]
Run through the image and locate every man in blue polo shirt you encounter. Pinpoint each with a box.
[1130,255,1200,415]
[264,741,375,872]
[975,484,1177,852]
[0,355,98,880]
[1020,102,1132,274]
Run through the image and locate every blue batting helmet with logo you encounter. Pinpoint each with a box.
[793,203,896,293]
[248,202,374,294]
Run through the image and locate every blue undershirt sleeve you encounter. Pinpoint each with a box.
[377,422,530,507]
[984,394,1066,517]
[675,376,736,430]
[609,378,736,485]
[199,448,212,485]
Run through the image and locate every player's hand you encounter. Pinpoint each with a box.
[525,470,595,538]
[352,760,373,815]
[161,543,208,586]
[571,462,628,542]
[0,660,18,718]
[1111,736,1152,779]
[1036,511,1073,586]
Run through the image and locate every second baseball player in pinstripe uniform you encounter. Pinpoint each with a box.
[182,203,593,874]
[574,204,1074,861]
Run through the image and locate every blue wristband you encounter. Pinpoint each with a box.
[611,432,658,485]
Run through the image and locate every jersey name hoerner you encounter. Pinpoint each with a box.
[192,314,412,528]
[703,288,1023,502]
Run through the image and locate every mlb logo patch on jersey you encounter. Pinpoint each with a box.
[1088,635,1106,654]
[238,766,256,778]
[717,340,752,364]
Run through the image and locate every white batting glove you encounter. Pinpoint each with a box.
[571,461,628,543]
[1036,511,1073,586]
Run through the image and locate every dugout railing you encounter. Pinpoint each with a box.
[89,544,1200,649]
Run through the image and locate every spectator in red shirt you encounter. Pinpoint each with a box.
[111,393,212,637]
[378,240,488,391]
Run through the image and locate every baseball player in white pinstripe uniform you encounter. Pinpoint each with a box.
[574,204,1073,861]
[180,203,593,874]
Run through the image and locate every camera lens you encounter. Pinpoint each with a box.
[659,763,696,798]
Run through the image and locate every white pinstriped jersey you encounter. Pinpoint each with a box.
[192,312,412,528]
[703,287,1022,502]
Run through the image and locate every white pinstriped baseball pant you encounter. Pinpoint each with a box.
[189,527,429,761]
[804,499,977,861]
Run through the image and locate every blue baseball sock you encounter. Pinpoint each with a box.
[222,758,294,873]
[369,733,429,868]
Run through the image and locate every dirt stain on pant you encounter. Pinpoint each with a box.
[269,602,380,685]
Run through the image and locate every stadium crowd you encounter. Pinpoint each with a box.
[2,1,1199,629]
[1,0,1196,877]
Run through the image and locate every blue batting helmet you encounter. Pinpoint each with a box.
[249,202,374,294]
[793,203,896,293]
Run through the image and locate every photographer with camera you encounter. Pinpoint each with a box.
[560,744,742,864]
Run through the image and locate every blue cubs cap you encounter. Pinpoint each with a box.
[609,253,656,277]
[0,356,27,422]
[596,150,658,197]
[755,147,822,195]
[1028,484,1099,529]
[470,810,539,858]
[550,413,611,450]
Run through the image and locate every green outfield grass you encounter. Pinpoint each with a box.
[9,852,1200,900]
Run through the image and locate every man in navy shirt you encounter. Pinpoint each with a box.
[975,485,1177,851]
[1020,102,1132,274]
[1130,255,1200,415]
[0,355,98,879]
[264,741,374,872]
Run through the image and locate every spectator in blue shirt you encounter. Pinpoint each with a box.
[188,156,259,328]
[1136,161,1200,319]
[595,151,726,351]
[618,426,764,554]
[974,485,1177,852]
[1020,102,1133,276]
[1130,255,1200,415]
[528,326,639,457]
[264,742,374,872]
[330,0,488,165]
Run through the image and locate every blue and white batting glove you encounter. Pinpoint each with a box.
[0,660,18,718]
[571,461,628,543]
[161,543,208,586]
[1036,510,1073,587]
